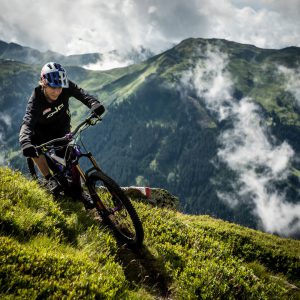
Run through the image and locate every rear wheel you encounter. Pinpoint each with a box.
[86,171,144,248]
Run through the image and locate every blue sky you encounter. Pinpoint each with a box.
[0,0,299,55]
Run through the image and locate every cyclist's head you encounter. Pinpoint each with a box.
[40,62,69,88]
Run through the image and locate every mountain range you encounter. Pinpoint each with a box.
[0,40,154,69]
[1,38,300,237]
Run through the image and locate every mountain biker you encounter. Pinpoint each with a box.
[19,62,105,207]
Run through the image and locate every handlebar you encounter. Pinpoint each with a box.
[36,113,101,150]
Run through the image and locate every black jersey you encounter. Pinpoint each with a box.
[19,80,99,149]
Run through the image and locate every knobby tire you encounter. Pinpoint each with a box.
[87,171,144,248]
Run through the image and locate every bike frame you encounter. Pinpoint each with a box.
[46,144,108,211]
[30,114,107,211]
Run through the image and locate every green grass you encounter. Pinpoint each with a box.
[1,166,300,299]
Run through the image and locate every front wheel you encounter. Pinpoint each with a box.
[86,171,144,248]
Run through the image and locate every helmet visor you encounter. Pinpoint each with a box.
[44,70,69,88]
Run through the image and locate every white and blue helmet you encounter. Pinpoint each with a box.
[41,62,69,88]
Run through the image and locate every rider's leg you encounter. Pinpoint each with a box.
[32,154,51,178]
[33,154,61,194]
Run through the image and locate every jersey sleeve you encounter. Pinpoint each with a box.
[67,80,100,108]
[19,89,39,149]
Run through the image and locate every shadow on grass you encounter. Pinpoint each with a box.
[116,243,172,299]
[53,195,115,241]
[56,195,172,298]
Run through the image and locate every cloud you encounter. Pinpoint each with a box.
[218,99,298,236]
[0,0,299,56]
[83,52,134,70]
[181,46,300,236]
[0,112,12,128]
[83,46,154,70]
[0,113,11,166]
[0,112,12,146]
[278,66,300,104]
[0,153,4,166]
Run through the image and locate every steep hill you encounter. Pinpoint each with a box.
[1,38,300,236]
[0,167,299,299]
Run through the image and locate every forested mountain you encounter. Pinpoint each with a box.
[1,38,300,237]
[0,40,153,68]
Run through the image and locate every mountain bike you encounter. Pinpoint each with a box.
[27,113,144,248]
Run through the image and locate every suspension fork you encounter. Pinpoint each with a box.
[78,152,101,175]
[72,152,100,181]
[75,153,106,211]
[88,153,101,172]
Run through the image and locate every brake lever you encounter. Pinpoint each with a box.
[88,114,102,125]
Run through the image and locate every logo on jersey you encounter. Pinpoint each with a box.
[46,104,64,119]
[43,108,51,115]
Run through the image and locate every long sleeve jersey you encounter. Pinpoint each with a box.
[19,80,99,149]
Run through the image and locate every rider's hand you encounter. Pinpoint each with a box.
[22,145,38,158]
[91,103,105,117]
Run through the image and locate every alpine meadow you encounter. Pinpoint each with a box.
[0,38,300,298]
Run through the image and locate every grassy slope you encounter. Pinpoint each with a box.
[1,167,299,299]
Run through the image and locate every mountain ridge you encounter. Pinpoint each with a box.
[0,40,154,69]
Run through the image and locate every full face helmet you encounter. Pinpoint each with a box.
[40,62,69,88]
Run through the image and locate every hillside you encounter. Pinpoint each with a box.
[1,37,300,236]
[1,167,299,299]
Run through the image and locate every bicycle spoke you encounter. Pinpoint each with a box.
[86,171,144,247]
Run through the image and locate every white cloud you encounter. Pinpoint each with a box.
[181,47,233,120]
[0,113,11,166]
[181,46,300,236]
[148,6,157,14]
[0,152,4,165]
[278,66,300,104]
[0,112,12,128]
[84,52,134,70]
[219,99,298,236]
[0,0,299,56]
[0,112,12,148]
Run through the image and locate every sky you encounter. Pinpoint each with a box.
[0,0,300,56]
